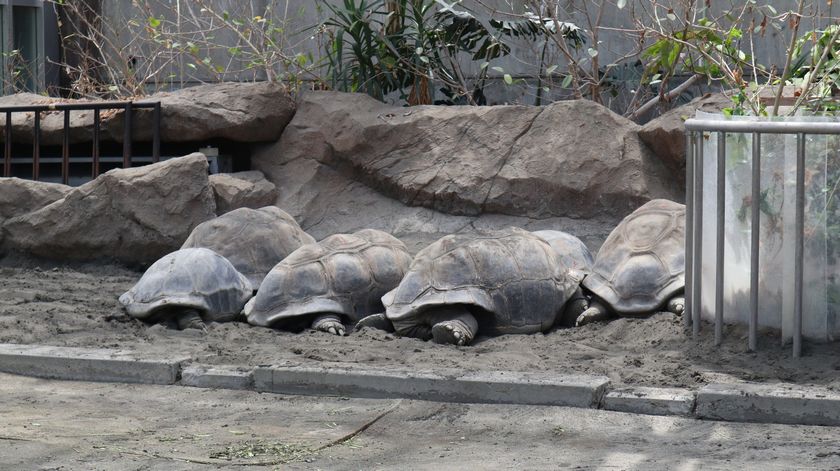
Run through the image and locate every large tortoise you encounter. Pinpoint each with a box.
[357,228,581,346]
[244,229,412,335]
[575,199,686,326]
[532,230,594,273]
[532,229,595,326]
[181,206,315,288]
[119,248,253,330]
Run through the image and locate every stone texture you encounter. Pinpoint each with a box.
[2,153,216,264]
[254,364,610,407]
[181,364,254,390]
[112,81,296,143]
[603,386,695,416]
[255,91,677,220]
[695,382,840,426]
[638,93,731,183]
[0,177,70,223]
[0,343,186,385]
[251,91,677,252]
[0,82,295,145]
[209,171,278,214]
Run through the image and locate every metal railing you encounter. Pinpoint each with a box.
[1,101,161,184]
[685,118,840,358]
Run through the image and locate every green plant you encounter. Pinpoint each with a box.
[321,0,580,105]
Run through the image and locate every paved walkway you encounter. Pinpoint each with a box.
[0,373,838,470]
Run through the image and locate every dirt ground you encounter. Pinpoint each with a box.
[2,255,840,390]
[0,374,840,471]
[2,373,839,471]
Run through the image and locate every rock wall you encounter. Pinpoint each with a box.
[0,82,295,145]
[1,154,216,264]
[252,91,681,251]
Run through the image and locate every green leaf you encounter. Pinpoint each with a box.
[561,74,573,88]
[148,16,161,28]
[503,74,513,85]
[617,0,627,9]
[587,48,598,58]
[546,65,558,75]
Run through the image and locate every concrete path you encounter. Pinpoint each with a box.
[1,373,838,470]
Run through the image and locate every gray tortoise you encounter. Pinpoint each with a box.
[575,199,686,326]
[532,229,595,326]
[244,229,412,335]
[119,248,253,330]
[357,228,581,346]
[181,206,315,288]
[532,230,594,273]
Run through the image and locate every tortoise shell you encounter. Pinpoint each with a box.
[582,199,685,315]
[532,229,594,273]
[181,206,315,288]
[385,227,580,336]
[119,248,253,323]
[244,229,412,329]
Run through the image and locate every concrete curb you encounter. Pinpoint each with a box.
[254,365,610,407]
[0,343,186,385]
[1,343,839,427]
[602,387,696,416]
[695,383,840,426]
[181,364,254,390]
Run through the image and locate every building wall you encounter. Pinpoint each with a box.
[61,0,814,106]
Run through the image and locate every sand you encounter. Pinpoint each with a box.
[2,255,840,390]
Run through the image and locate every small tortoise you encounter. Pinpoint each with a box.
[181,206,315,288]
[244,229,412,335]
[357,228,581,346]
[119,248,253,330]
[576,199,686,326]
[532,229,595,326]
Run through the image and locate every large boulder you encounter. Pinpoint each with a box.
[638,93,731,183]
[0,178,71,248]
[254,91,678,219]
[209,171,278,215]
[0,177,71,222]
[252,91,678,251]
[2,153,216,264]
[0,82,295,145]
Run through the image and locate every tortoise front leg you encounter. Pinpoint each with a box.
[175,309,206,331]
[312,314,346,336]
[667,296,685,315]
[575,299,612,327]
[355,313,395,333]
[559,287,589,327]
[430,307,478,346]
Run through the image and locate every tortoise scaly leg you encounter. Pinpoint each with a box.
[176,309,207,331]
[667,296,685,316]
[430,307,478,346]
[355,313,395,333]
[575,300,611,327]
[559,288,589,327]
[312,314,346,336]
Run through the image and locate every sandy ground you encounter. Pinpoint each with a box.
[2,256,840,390]
[2,372,839,470]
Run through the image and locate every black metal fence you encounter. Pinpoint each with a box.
[1,101,161,184]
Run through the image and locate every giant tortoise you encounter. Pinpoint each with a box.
[357,228,581,346]
[575,199,686,326]
[532,229,595,326]
[244,229,412,335]
[181,206,315,288]
[119,248,253,330]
